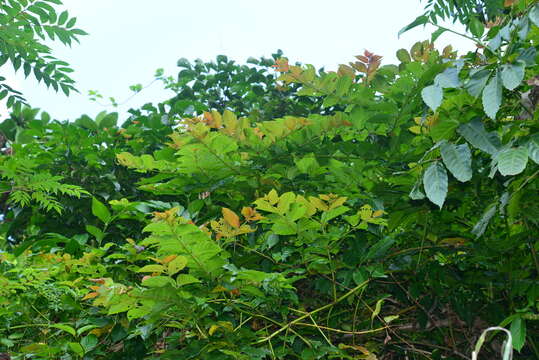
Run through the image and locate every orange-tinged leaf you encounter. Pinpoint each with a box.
[222,208,240,228]
[82,292,99,300]
[372,210,384,218]
[356,55,369,63]
[89,278,106,284]
[241,207,263,221]
[162,255,177,264]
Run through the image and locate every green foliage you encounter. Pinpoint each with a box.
[0,0,538,359]
[0,0,87,111]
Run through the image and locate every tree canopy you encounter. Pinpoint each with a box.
[0,0,538,359]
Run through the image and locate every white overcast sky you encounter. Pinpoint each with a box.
[0,0,475,121]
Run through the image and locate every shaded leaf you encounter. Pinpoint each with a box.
[472,203,497,238]
[482,72,503,119]
[465,68,490,98]
[441,142,472,182]
[458,119,499,155]
[423,162,448,208]
[527,135,539,164]
[510,317,526,352]
[92,197,111,224]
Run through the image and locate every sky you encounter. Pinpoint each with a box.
[0,0,475,121]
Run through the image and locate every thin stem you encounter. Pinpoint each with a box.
[257,280,369,343]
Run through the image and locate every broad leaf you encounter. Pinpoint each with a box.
[50,324,76,337]
[472,203,497,238]
[482,72,502,119]
[510,317,526,352]
[530,4,539,27]
[500,62,525,90]
[440,142,472,182]
[496,147,528,176]
[423,162,448,209]
[465,68,490,98]
[457,119,499,155]
[421,84,443,111]
[527,135,539,164]
[92,197,111,224]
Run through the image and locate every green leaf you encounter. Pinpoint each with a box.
[364,236,395,261]
[371,298,384,321]
[430,117,459,141]
[142,276,175,288]
[421,84,443,111]
[66,17,77,28]
[50,324,76,337]
[398,15,428,37]
[496,147,528,176]
[57,10,68,25]
[482,72,502,119]
[68,342,84,356]
[177,274,201,286]
[458,119,499,155]
[80,334,98,352]
[92,197,111,223]
[85,225,104,243]
[396,49,411,63]
[510,317,526,352]
[465,68,490,98]
[527,135,539,164]
[168,255,188,275]
[529,4,539,27]
[472,203,497,238]
[108,302,132,315]
[441,142,472,182]
[137,264,166,273]
[431,28,447,42]
[500,62,525,91]
[423,162,448,209]
[469,16,485,38]
[271,218,297,235]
